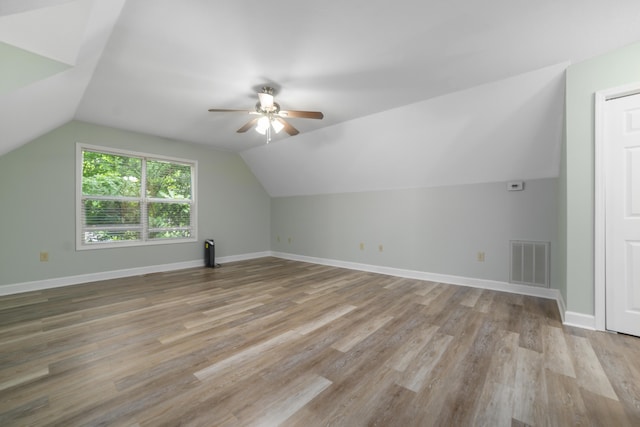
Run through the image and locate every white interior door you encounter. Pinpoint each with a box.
[605,93,640,337]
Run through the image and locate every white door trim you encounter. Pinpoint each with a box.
[594,82,640,331]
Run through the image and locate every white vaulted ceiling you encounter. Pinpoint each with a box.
[0,0,125,154]
[241,62,568,197]
[2,0,640,195]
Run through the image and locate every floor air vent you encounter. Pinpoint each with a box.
[510,241,549,288]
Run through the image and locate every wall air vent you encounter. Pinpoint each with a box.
[510,240,549,288]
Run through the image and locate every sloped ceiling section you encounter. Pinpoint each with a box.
[0,0,94,65]
[0,42,71,95]
[74,0,640,152]
[240,63,567,197]
[0,0,76,16]
[0,0,125,156]
[2,0,640,193]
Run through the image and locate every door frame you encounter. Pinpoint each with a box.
[594,82,640,331]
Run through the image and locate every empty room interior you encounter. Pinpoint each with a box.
[1,1,640,425]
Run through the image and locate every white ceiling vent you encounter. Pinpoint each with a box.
[510,240,549,288]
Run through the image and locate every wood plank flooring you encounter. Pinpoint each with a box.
[1,257,639,426]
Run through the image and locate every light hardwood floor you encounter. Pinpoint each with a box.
[1,257,639,426]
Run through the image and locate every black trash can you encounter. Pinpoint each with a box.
[204,239,215,268]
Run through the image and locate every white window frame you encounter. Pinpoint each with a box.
[76,143,198,250]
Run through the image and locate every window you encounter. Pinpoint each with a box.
[76,144,197,249]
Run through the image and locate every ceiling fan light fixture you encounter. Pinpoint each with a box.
[255,116,270,134]
[271,118,284,134]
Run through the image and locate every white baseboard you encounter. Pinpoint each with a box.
[0,251,272,297]
[217,251,271,264]
[273,252,584,327]
[564,311,596,330]
[271,252,560,301]
[0,250,590,331]
[0,260,202,296]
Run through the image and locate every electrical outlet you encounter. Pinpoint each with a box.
[359,242,364,251]
[379,244,383,252]
[477,251,485,262]
[40,252,49,262]
[288,237,292,244]
[276,236,280,242]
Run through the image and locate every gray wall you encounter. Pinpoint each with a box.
[563,40,640,314]
[272,178,559,286]
[0,121,271,287]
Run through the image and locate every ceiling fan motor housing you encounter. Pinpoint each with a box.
[256,101,280,114]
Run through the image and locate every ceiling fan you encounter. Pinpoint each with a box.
[208,87,324,143]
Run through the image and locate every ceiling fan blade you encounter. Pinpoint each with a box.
[275,117,299,136]
[208,108,253,113]
[258,92,274,110]
[279,110,324,120]
[237,118,259,133]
